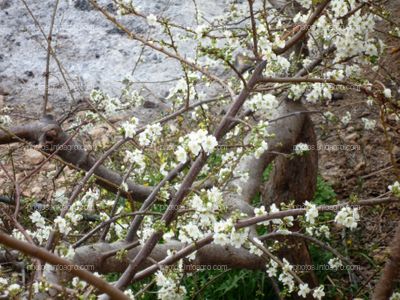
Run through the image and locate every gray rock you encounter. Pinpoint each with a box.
[0,0,228,123]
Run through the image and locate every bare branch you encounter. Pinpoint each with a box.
[0,231,130,300]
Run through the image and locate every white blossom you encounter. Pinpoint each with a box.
[298,283,311,298]
[266,259,278,277]
[125,149,146,170]
[147,14,158,27]
[328,258,343,270]
[318,225,330,239]
[294,143,310,155]
[249,238,263,256]
[30,211,46,228]
[254,141,269,159]
[304,201,318,224]
[296,0,312,9]
[138,123,162,146]
[334,206,360,229]
[174,146,187,164]
[313,285,325,300]
[202,135,218,154]
[389,181,400,197]
[269,203,283,225]
[0,115,12,126]
[121,118,139,138]
[155,270,187,300]
[390,292,400,300]
[384,88,392,99]
[245,94,278,114]
[8,283,21,293]
[54,216,71,235]
[341,112,351,125]
[124,289,136,299]
[361,118,376,130]
[185,129,218,156]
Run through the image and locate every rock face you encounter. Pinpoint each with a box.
[0,0,227,122]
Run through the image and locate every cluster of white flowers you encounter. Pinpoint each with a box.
[146,14,158,27]
[121,85,144,107]
[65,197,84,227]
[254,205,270,226]
[0,277,7,287]
[212,218,233,245]
[333,11,378,61]
[341,112,351,125]
[0,115,11,126]
[331,0,353,18]
[138,216,155,245]
[389,181,400,197]
[289,84,307,100]
[326,69,345,81]
[178,222,204,243]
[54,216,71,235]
[30,211,46,228]
[195,24,209,36]
[138,123,162,146]
[248,238,264,256]
[90,89,139,116]
[155,270,187,300]
[124,289,136,299]
[72,276,88,290]
[218,151,238,183]
[174,146,187,164]
[304,201,318,224]
[279,258,295,292]
[121,117,139,139]
[313,285,325,300]
[294,143,310,156]
[305,83,332,103]
[176,188,224,241]
[390,292,400,300]
[295,0,312,9]
[361,118,376,130]
[306,224,330,239]
[26,211,52,245]
[125,149,146,171]
[334,206,360,229]
[178,129,218,157]
[265,258,278,277]
[298,283,311,298]
[53,188,68,206]
[256,30,291,75]
[81,188,99,211]
[384,88,392,99]
[323,111,335,122]
[254,140,269,159]
[7,283,21,296]
[245,94,278,115]
[249,120,272,159]
[328,257,343,270]
[270,203,294,227]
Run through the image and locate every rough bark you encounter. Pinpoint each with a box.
[262,101,319,289]
[373,220,400,300]
[72,239,265,275]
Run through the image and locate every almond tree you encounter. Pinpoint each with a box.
[0,0,399,299]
